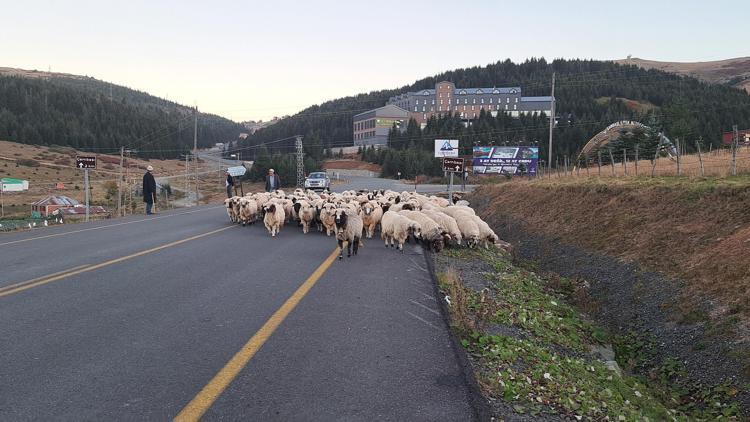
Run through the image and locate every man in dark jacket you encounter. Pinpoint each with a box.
[226,170,234,198]
[143,165,157,215]
[265,168,280,192]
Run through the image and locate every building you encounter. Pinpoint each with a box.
[722,129,750,145]
[387,81,554,125]
[30,195,80,217]
[352,105,409,146]
[1,178,29,192]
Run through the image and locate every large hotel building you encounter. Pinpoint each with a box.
[353,80,553,146]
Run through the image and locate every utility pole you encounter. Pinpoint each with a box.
[547,72,555,172]
[296,136,304,187]
[732,125,739,176]
[117,146,123,217]
[193,107,199,205]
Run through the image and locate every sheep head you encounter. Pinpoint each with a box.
[334,209,348,230]
[409,221,422,239]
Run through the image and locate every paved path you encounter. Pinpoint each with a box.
[0,205,474,420]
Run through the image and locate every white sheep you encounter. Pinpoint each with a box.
[334,208,364,259]
[224,198,237,223]
[421,209,462,246]
[453,213,481,248]
[320,203,337,236]
[238,197,258,226]
[359,201,383,239]
[469,214,500,249]
[296,200,316,234]
[398,210,448,252]
[262,200,285,237]
[381,210,421,252]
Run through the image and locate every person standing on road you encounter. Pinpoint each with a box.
[143,165,157,215]
[265,168,280,192]
[226,170,234,198]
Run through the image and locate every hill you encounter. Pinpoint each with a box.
[246,58,750,178]
[615,57,750,94]
[0,67,245,158]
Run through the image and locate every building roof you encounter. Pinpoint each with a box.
[31,195,80,207]
[521,96,554,102]
[409,87,522,96]
[1,178,26,184]
[353,104,409,119]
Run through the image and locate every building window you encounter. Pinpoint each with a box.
[423,114,426,120]
[489,98,493,103]
[464,99,467,104]
[440,99,443,105]
[515,97,518,103]
[506,97,510,103]
[432,100,435,105]
[505,105,508,110]
[472,98,476,104]
[481,98,484,104]
[471,106,474,111]
[422,106,425,112]
[513,104,517,110]
[456,99,459,104]
[414,107,417,112]
[463,105,466,111]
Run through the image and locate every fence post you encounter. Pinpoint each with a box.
[608,148,616,176]
[652,138,660,177]
[634,144,639,176]
[696,138,705,177]
[597,150,602,176]
[732,125,738,176]
[585,158,590,176]
[623,148,628,176]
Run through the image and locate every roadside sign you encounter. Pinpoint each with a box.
[443,157,464,173]
[434,139,459,157]
[75,156,96,169]
[227,165,247,177]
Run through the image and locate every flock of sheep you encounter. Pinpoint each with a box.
[224,188,503,260]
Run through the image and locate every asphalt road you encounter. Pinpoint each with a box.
[0,205,474,420]
[334,176,475,194]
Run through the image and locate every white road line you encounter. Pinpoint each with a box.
[405,311,440,330]
[409,299,440,316]
[0,206,222,247]
[420,292,437,301]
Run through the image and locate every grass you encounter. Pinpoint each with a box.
[437,247,742,420]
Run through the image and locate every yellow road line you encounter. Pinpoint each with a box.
[0,226,234,298]
[174,247,340,422]
[0,206,223,247]
[0,264,91,294]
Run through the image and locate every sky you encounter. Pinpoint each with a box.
[1,0,747,122]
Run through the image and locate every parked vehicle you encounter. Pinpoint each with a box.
[304,171,330,191]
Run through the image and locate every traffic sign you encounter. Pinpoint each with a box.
[443,157,464,173]
[434,139,459,157]
[227,165,247,177]
[75,156,96,169]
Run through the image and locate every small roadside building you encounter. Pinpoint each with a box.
[352,105,408,147]
[1,178,29,192]
[30,195,80,217]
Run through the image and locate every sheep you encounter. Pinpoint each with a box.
[230,196,242,223]
[453,213,481,248]
[296,200,316,234]
[381,210,421,252]
[262,200,285,237]
[397,210,449,252]
[440,205,476,220]
[359,201,383,239]
[468,214,500,249]
[334,208,364,260]
[421,209,462,246]
[320,203,337,236]
[238,197,258,226]
[224,198,237,223]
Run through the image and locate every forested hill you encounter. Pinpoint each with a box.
[246,58,750,160]
[0,68,244,158]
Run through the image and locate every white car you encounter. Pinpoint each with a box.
[304,171,331,191]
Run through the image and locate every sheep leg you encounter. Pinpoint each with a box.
[338,239,344,260]
[353,236,360,255]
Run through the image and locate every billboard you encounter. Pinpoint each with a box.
[472,146,539,175]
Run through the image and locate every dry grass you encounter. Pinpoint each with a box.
[0,140,224,217]
[547,146,750,179]
[437,267,477,333]
[468,176,750,337]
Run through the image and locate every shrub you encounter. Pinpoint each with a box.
[17,159,40,167]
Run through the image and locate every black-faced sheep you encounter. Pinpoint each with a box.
[334,208,364,260]
[262,201,285,237]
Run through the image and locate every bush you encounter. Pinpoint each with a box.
[17,158,40,167]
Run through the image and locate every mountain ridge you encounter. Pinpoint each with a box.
[614,57,750,94]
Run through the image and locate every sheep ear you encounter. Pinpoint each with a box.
[394,197,400,204]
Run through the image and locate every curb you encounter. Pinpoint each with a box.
[423,250,493,422]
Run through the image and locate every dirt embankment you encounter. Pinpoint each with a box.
[467,177,750,395]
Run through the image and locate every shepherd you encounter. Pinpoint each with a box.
[143,165,157,215]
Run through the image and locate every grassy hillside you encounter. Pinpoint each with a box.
[0,68,245,158]
[616,57,750,94]
[247,58,750,163]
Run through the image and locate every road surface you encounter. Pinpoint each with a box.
[0,205,475,420]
